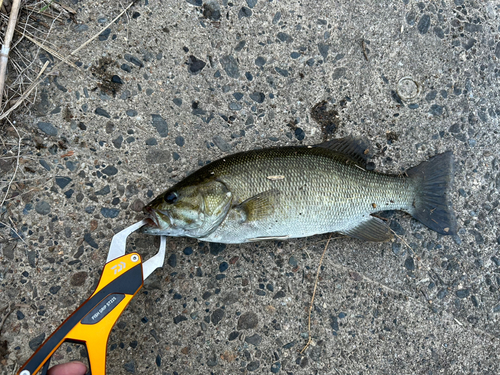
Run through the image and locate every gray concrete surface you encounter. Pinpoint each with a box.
[1,0,500,374]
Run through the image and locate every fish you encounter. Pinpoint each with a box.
[143,137,457,244]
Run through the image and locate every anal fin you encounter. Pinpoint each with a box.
[341,216,393,242]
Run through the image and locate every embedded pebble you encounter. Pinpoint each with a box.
[318,43,329,59]
[100,207,120,218]
[245,333,263,346]
[124,54,144,67]
[29,333,45,351]
[219,262,229,272]
[49,285,61,294]
[456,289,470,298]
[95,108,110,118]
[211,308,225,325]
[294,128,305,140]
[429,104,443,116]
[95,185,110,196]
[84,233,98,249]
[390,220,405,235]
[332,67,346,80]
[151,114,169,137]
[271,362,281,373]
[273,290,286,299]
[255,56,266,67]
[99,28,111,41]
[246,0,257,8]
[203,1,221,21]
[437,289,448,299]
[187,55,206,74]
[55,176,71,189]
[405,257,415,271]
[70,271,88,286]
[213,135,231,152]
[123,360,135,373]
[272,12,281,24]
[250,92,265,103]
[247,360,260,371]
[146,149,171,164]
[239,7,252,18]
[277,32,292,43]
[38,122,58,136]
[102,166,118,176]
[113,135,123,149]
[207,352,218,366]
[220,55,240,78]
[238,312,258,330]
[173,315,187,324]
[418,14,431,34]
[175,136,185,147]
[275,67,289,77]
[35,201,51,215]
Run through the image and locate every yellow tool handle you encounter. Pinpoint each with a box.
[18,253,144,375]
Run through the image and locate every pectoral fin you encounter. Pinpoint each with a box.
[341,216,393,242]
[235,189,280,222]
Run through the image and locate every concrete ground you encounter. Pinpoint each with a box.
[1,0,500,374]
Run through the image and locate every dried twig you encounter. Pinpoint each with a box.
[15,28,79,70]
[0,302,15,334]
[0,302,30,334]
[0,0,22,101]
[361,39,369,61]
[0,117,21,208]
[389,227,413,253]
[0,1,135,120]
[300,234,337,354]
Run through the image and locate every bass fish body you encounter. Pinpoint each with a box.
[144,137,457,243]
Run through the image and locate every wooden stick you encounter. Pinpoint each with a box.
[0,0,22,102]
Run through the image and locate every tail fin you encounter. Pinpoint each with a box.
[406,151,457,235]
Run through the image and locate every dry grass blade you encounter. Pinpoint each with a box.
[300,234,340,354]
[389,227,413,252]
[15,28,79,70]
[0,1,135,120]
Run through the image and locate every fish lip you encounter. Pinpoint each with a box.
[143,206,160,228]
[143,205,173,230]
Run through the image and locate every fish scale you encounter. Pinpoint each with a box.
[144,138,457,243]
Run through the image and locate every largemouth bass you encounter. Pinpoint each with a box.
[143,137,457,243]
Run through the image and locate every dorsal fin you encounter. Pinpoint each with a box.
[315,136,371,167]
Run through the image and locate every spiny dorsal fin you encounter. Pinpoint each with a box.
[315,136,371,167]
[341,216,393,242]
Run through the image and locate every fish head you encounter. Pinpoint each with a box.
[143,180,232,238]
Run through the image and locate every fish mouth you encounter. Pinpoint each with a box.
[143,206,161,228]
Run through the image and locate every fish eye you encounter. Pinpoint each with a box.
[164,191,178,204]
